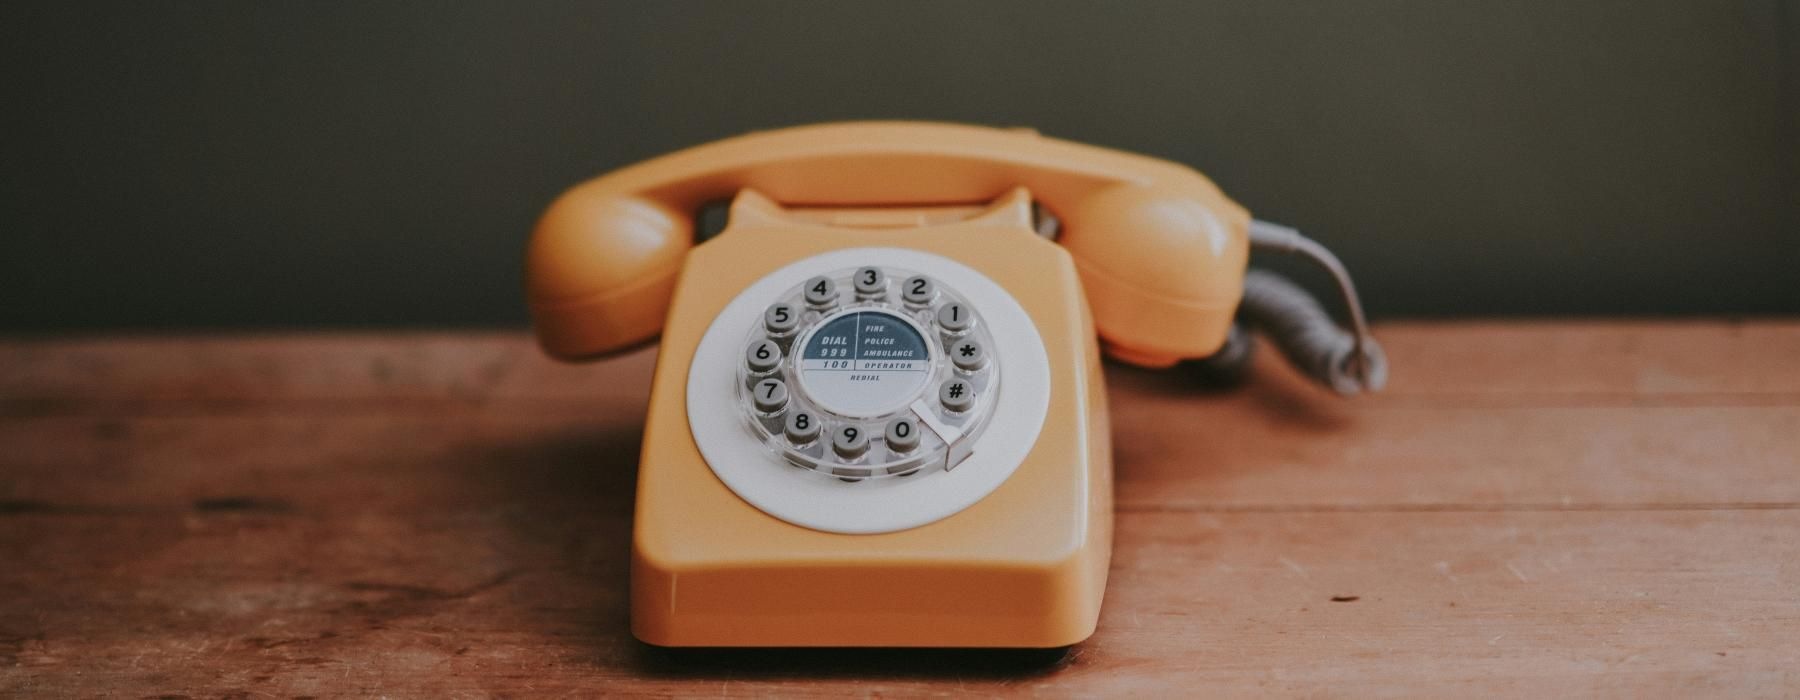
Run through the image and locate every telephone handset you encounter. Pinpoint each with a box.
[527,122,1383,648]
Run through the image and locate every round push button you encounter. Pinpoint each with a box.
[935,302,971,332]
[803,276,838,307]
[751,378,788,413]
[832,424,871,459]
[884,417,920,452]
[853,267,886,297]
[901,275,936,305]
[939,379,974,412]
[764,302,800,334]
[745,339,782,373]
[949,339,986,371]
[784,410,820,444]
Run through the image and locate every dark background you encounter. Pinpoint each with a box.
[3,1,1795,330]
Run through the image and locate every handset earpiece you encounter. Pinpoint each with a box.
[527,189,692,359]
[1057,182,1251,368]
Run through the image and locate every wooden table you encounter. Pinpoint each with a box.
[2,321,1796,697]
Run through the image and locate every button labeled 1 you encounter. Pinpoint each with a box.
[936,302,971,331]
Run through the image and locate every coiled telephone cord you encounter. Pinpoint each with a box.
[1233,220,1388,395]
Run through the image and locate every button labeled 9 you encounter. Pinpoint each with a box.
[832,424,870,458]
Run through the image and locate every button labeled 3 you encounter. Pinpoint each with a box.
[853,267,886,297]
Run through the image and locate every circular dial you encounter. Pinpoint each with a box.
[735,265,1000,481]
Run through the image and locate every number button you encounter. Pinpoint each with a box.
[884,417,920,452]
[764,302,799,334]
[751,378,788,413]
[745,339,782,373]
[950,339,986,371]
[831,424,870,459]
[803,276,838,307]
[939,379,974,412]
[784,410,820,443]
[901,275,935,305]
[935,302,971,332]
[853,267,886,297]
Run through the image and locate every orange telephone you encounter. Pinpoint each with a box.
[526,122,1383,648]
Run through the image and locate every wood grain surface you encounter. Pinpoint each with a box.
[2,321,1797,697]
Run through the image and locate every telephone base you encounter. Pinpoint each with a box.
[627,192,1112,649]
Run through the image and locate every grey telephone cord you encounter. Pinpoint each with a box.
[1239,220,1388,395]
[1034,208,1385,393]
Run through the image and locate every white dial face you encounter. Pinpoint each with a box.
[686,247,1051,535]
[795,309,934,418]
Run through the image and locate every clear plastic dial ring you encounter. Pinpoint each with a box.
[736,265,1000,481]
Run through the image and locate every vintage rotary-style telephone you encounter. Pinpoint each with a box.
[526,122,1384,648]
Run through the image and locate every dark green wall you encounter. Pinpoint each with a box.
[3,1,1795,329]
